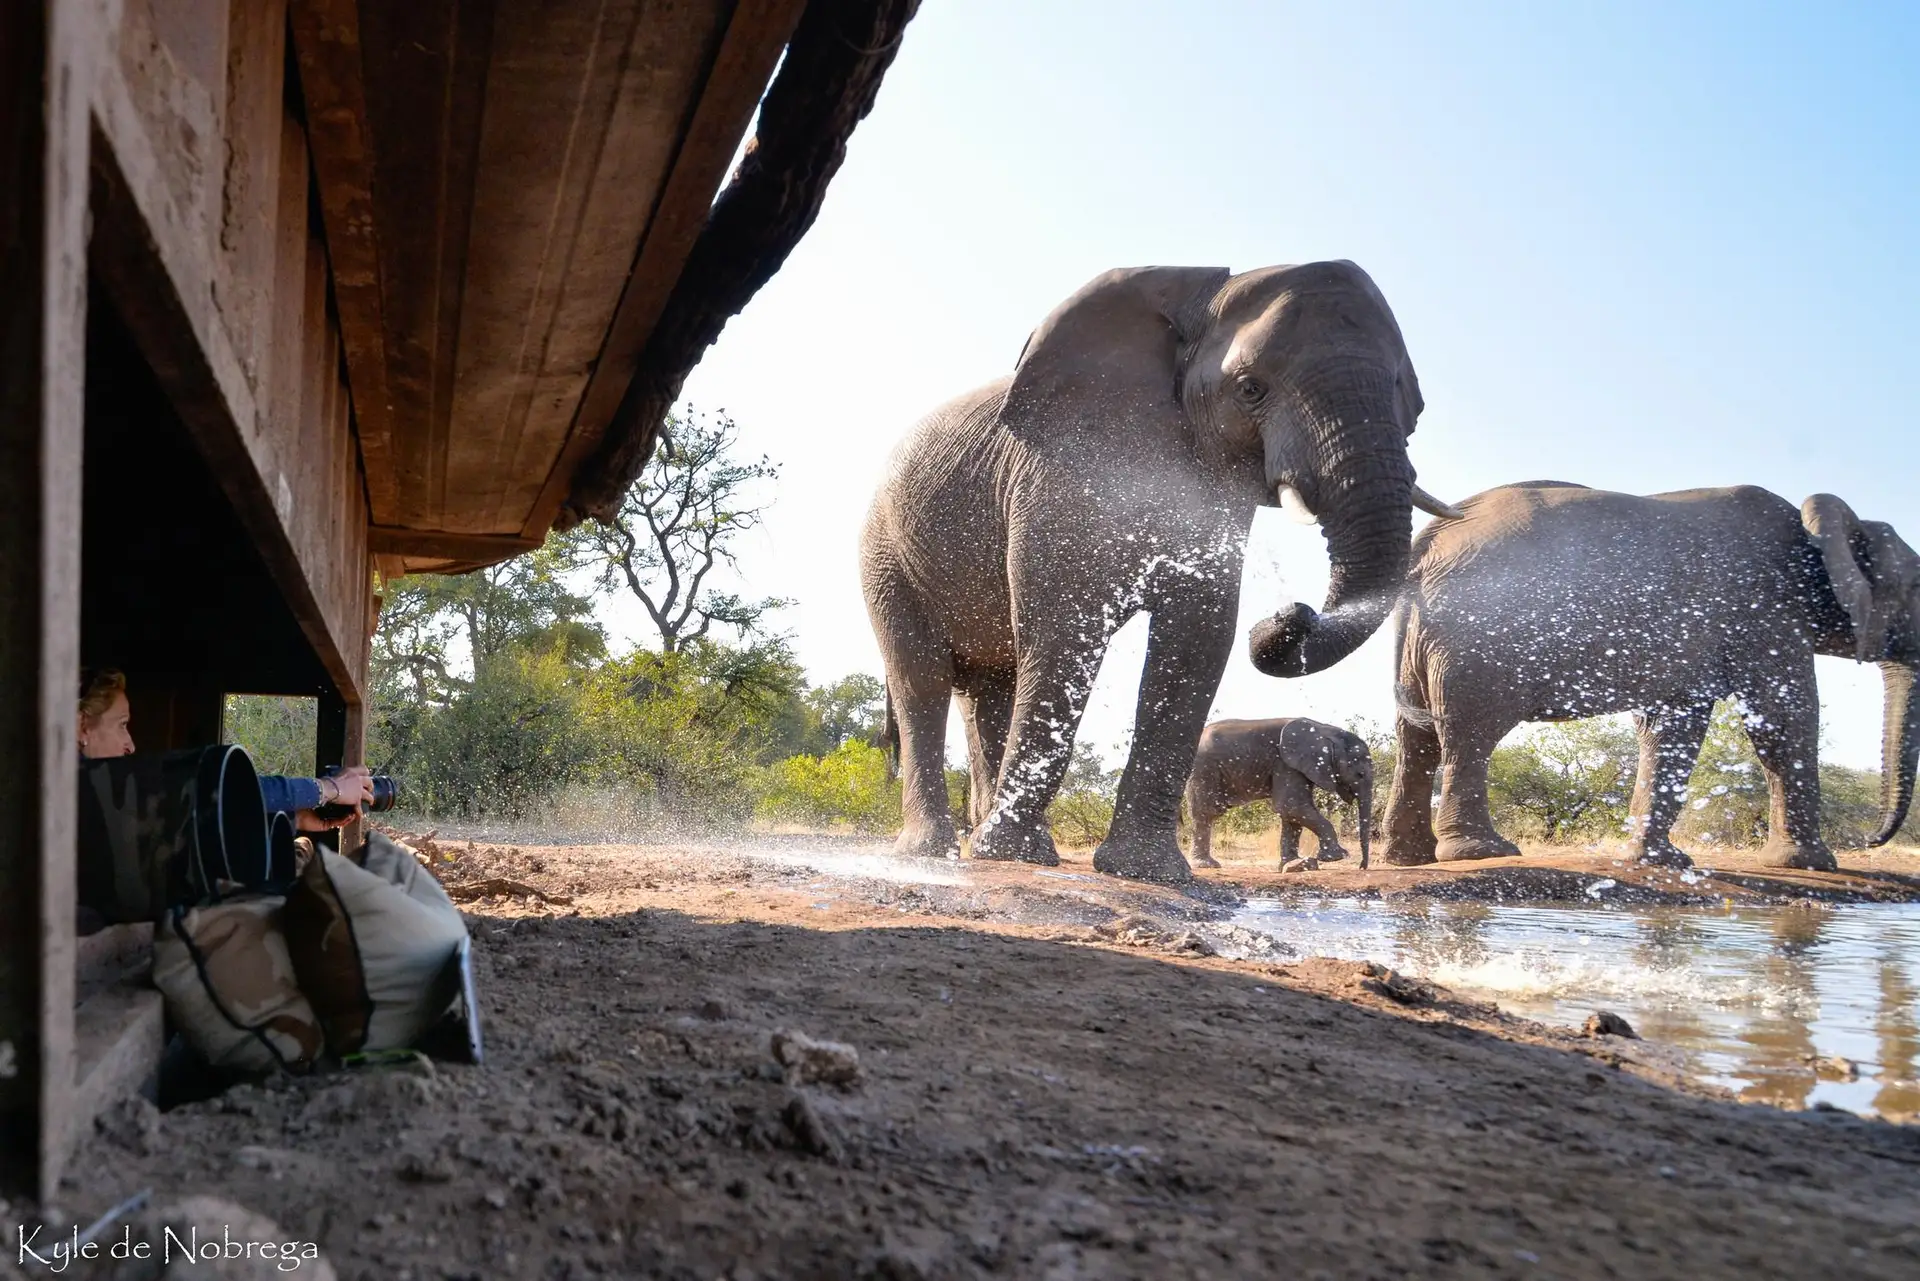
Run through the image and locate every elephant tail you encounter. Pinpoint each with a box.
[882,685,900,782]
[1389,597,1435,732]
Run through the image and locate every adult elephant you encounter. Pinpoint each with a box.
[1381,483,1920,871]
[1185,717,1374,870]
[861,262,1456,884]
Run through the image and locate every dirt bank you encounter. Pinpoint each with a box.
[36,837,1920,1280]
[1197,838,1920,905]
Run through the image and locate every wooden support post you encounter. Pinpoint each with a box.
[315,689,366,854]
[0,0,92,1201]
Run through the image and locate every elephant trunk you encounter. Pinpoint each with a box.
[1868,661,1919,846]
[1250,448,1414,678]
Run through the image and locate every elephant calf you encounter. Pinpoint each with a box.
[1185,718,1373,870]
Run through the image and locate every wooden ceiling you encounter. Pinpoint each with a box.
[289,0,810,575]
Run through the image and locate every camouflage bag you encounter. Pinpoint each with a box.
[153,893,323,1074]
[284,846,468,1056]
[77,744,291,924]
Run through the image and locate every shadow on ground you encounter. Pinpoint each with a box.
[53,894,1920,1280]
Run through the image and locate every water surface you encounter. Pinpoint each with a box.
[1231,896,1920,1117]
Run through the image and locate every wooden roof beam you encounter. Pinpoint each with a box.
[289,0,400,521]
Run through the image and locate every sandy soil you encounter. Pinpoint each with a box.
[33,834,1920,1280]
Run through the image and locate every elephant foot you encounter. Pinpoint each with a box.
[1758,838,1838,873]
[1315,846,1350,863]
[1380,827,1438,866]
[1629,839,1694,870]
[1190,854,1221,870]
[1434,833,1521,862]
[894,820,960,861]
[969,819,1060,866]
[1092,834,1192,886]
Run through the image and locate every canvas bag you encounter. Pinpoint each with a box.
[152,894,323,1074]
[283,843,468,1054]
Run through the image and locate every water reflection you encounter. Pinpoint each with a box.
[1231,896,1920,1119]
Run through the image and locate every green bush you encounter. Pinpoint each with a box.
[1045,744,1120,847]
[222,695,318,776]
[755,741,902,833]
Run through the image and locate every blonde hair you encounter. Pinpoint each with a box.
[78,668,127,725]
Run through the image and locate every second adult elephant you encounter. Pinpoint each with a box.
[1185,718,1373,869]
[1382,483,1920,870]
[862,262,1456,884]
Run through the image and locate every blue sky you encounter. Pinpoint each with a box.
[621,0,1920,768]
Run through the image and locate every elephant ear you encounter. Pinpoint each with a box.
[1000,266,1230,443]
[1277,720,1342,795]
[1802,493,1878,660]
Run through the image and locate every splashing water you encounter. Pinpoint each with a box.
[1227,896,1920,1118]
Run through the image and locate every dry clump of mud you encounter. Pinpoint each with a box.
[35,835,1920,1280]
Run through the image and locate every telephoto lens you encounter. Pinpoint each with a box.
[312,765,400,822]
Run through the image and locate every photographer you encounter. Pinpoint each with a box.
[77,668,373,830]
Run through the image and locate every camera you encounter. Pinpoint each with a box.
[313,765,400,822]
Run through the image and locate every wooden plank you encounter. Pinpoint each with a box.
[75,923,153,1004]
[521,0,806,541]
[68,985,164,1155]
[215,0,287,396]
[88,56,368,704]
[287,0,399,523]
[0,0,91,1201]
[444,0,734,533]
[366,527,543,561]
[354,0,497,530]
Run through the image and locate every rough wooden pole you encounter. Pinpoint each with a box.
[314,689,366,854]
[0,0,91,1201]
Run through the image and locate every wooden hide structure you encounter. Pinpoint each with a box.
[0,0,916,1198]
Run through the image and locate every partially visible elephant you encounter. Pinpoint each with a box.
[1185,717,1374,869]
[1381,483,1920,871]
[861,262,1458,884]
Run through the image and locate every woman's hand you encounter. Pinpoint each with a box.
[323,766,375,808]
[294,808,353,832]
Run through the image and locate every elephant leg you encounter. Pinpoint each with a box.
[972,619,1111,867]
[1432,714,1522,863]
[1301,803,1346,862]
[1187,794,1220,869]
[1274,770,1345,862]
[1095,592,1236,885]
[1277,817,1303,866]
[1626,702,1709,868]
[956,668,1014,832]
[870,580,959,860]
[1740,681,1836,872]
[1383,712,1441,866]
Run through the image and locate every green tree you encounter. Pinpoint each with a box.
[803,673,887,752]
[1488,717,1639,842]
[562,407,787,651]
[1047,743,1120,847]
[1674,700,1772,847]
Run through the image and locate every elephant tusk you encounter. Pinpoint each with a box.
[1276,483,1319,526]
[1411,484,1465,521]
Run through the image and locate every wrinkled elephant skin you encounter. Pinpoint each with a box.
[1382,484,1920,872]
[862,263,1443,884]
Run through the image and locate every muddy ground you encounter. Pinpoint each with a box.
[32,834,1920,1280]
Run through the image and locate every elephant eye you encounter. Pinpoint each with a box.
[1234,376,1266,404]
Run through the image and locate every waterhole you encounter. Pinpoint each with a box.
[1231,896,1920,1118]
